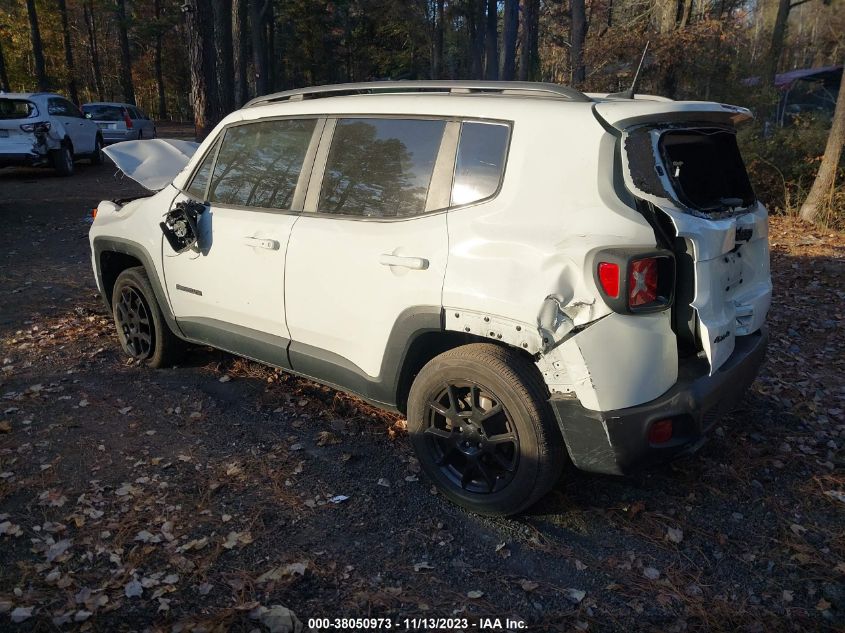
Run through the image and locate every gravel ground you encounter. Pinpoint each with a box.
[0,156,843,633]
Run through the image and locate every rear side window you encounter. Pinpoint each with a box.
[49,98,81,118]
[207,119,316,210]
[0,99,37,120]
[319,118,446,218]
[185,139,220,200]
[451,122,509,206]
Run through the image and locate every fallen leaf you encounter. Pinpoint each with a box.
[782,590,794,603]
[519,579,539,592]
[0,521,23,537]
[256,604,304,633]
[45,539,73,562]
[413,561,434,571]
[575,560,588,571]
[11,606,33,623]
[667,527,684,544]
[315,431,341,446]
[0,421,10,433]
[329,495,349,504]
[817,598,832,611]
[643,567,661,580]
[257,561,309,583]
[467,590,484,599]
[566,588,586,603]
[124,579,143,598]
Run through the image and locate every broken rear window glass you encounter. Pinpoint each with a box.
[82,105,126,121]
[659,129,755,211]
[451,121,509,206]
[319,118,446,218]
[0,99,36,120]
[207,119,316,210]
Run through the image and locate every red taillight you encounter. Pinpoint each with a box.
[648,419,673,444]
[628,257,659,307]
[597,262,620,298]
[123,110,133,129]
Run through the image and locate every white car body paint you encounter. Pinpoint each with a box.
[92,88,770,417]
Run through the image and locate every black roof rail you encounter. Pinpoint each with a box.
[244,80,592,107]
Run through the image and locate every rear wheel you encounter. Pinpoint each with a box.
[51,145,74,176]
[112,267,184,368]
[407,343,565,516]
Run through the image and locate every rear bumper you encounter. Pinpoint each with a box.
[550,327,768,475]
[0,151,47,167]
[102,130,136,144]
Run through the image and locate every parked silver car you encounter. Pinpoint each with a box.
[82,102,156,144]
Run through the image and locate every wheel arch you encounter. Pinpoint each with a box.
[390,311,542,414]
[92,237,184,339]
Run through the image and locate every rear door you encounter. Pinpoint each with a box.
[162,117,323,366]
[49,97,95,153]
[284,117,453,382]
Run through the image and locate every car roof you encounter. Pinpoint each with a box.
[0,92,64,100]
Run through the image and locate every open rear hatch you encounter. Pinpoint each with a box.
[595,100,771,374]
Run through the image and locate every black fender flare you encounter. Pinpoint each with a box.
[91,236,185,339]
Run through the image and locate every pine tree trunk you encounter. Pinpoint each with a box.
[154,0,168,119]
[764,0,791,91]
[114,0,136,105]
[84,1,105,100]
[518,0,539,81]
[250,0,269,96]
[570,0,587,85]
[501,0,518,80]
[57,0,79,104]
[0,37,10,92]
[471,0,485,80]
[213,0,235,114]
[799,66,845,224]
[484,0,498,80]
[25,0,49,91]
[233,0,249,104]
[433,0,444,78]
[185,0,219,140]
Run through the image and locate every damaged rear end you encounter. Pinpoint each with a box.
[0,97,57,168]
[551,99,771,475]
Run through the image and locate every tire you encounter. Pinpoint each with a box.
[51,145,74,176]
[90,135,104,165]
[407,343,566,516]
[112,267,184,368]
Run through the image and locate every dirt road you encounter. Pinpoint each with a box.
[0,157,843,632]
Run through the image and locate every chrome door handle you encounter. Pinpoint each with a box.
[244,237,280,250]
[379,254,429,270]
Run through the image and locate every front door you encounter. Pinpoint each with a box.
[161,118,321,366]
[285,117,452,385]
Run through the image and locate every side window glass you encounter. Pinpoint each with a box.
[185,139,219,200]
[319,118,446,218]
[451,122,509,206]
[48,98,64,116]
[208,119,316,209]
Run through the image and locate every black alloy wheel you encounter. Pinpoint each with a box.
[425,382,519,494]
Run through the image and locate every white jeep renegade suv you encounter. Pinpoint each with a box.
[89,81,771,516]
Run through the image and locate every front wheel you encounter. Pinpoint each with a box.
[112,267,184,368]
[407,343,566,516]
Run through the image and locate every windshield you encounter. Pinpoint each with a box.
[82,105,126,121]
[0,99,37,120]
